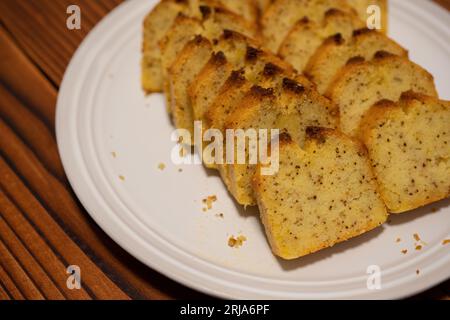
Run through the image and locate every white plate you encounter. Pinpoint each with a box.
[56,0,450,299]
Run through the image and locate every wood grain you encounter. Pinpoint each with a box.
[0,190,91,299]
[0,0,206,300]
[0,264,24,300]
[0,0,448,300]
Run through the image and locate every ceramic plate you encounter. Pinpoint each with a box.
[56,0,450,299]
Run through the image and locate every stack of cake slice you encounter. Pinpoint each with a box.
[141,0,449,260]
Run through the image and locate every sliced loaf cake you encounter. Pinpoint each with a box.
[223,0,259,24]
[360,92,450,213]
[305,29,408,94]
[142,0,188,93]
[326,53,438,137]
[142,0,257,93]
[202,52,297,168]
[188,30,261,124]
[278,9,365,72]
[160,6,257,108]
[167,36,214,134]
[224,79,338,206]
[262,0,356,52]
[253,129,388,259]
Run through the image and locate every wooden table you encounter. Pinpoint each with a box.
[0,0,448,300]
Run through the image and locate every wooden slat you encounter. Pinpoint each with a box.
[0,190,91,300]
[0,216,65,300]
[0,239,45,300]
[0,98,204,299]
[0,0,125,86]
[0,152,129,300]
[433,0,450,10]
[0,264,23,300]
[0,29,57,128]
[0,281,11,300]
[0,84,65,181]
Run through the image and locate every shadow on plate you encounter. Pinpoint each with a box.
[387,198,450,225]
[198,156,450,269]
[276,198,450,270]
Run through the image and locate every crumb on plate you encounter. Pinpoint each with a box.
[228,235,247,248]
[202,195,217,211]
[158,163,166,171]
[119,175,125,181]
[443,239,450,246]
[401,249,408,255]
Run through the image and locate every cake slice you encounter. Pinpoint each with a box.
[168,30,271,138]
[160,5,257,108]
[253,129,388,259]
[142,0,188,93]
[305,29,408,94]
[360,92,450,213]
[160,14,203,109]
[213,69,310,184]
[347,0,388,32]
[142,0,256,93]
[326,53,438,137]
[256,0,273,13]
[167,36,214,133]
[224,79,338,206]
[188,0,258,23]
[188,30,261,125]
[203,55,299,169]
[278,9,365,72]
[224,0,259,24]
[261,0,355,52]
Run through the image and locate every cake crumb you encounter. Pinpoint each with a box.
[228,235,247,248]
[119,175,125,181]
[415,245,423,251]
[179,145,188,158]
[396,238,401,243]
[111,151,117,158]
[401,249,408,255]
[416,269,420,275]
[158,163,166,171]
[215,213,224,218]
[202,195,217,211]
[178,168,183,172]
[413,233,427,246]
[442,239,450,245]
